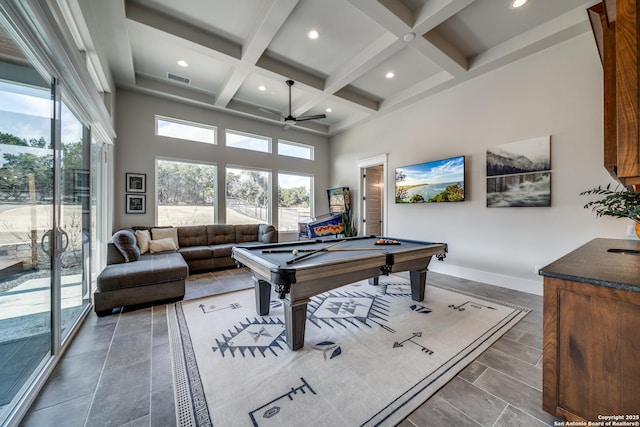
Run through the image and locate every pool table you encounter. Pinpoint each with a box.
[232,236,447,350]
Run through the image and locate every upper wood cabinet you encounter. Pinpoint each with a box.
[589,0,640,189]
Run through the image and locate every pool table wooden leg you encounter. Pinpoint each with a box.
[284,298,309,350]
[254,278,271,316]
[410,269,427,301]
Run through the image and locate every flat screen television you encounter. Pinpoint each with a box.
[395,155,465,203]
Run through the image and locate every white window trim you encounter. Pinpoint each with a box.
[155,115,217,145]
[225,129,272,153]
[277,139,314,160]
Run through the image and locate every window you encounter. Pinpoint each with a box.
[278,173,313,232]
[226,129,270,153]
[226,166,271,225]
[155,115,217,145]
[278,139,314,160]
[156,159,217,226]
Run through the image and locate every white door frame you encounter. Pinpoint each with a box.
[357,154,388,237]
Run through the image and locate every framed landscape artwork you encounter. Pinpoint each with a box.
[486,136,551,208]
[126,173,146,193]
[126,194,146,214]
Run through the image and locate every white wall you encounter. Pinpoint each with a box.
[329,33,634,295]
[114,89,330,234]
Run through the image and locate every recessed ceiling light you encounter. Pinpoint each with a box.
[325,108,332,113]
[177,60,188,67]
[258,85,267,91]
[385,71,395,79]
[511,0,527,8]
[307,29,319,40]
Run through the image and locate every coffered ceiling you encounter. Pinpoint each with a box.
[73,0,598,135]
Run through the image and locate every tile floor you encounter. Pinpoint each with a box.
[19,269,558,427]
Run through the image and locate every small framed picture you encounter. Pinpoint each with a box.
[126,173,146,193]
[126,194,146,214]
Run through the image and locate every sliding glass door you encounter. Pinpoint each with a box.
[0,56,54,415]
[0,22,92,424]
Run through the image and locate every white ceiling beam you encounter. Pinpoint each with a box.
[215,0,299,107]
[135,74,216,106]
[413,0,477,34]
[125,1,241,60]
[469,3,593,73]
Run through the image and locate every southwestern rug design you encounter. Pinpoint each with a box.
[167,276,530,427]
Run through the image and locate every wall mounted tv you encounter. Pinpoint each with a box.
[395,155,465,203]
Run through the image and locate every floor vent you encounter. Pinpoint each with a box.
[167,72,190,84]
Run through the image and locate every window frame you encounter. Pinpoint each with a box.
[155,157,218,226]
[277,139,314,160]
[225,129,272,153]
[155,115,217,145]
[277,171,314,233]
[225,165,272,225]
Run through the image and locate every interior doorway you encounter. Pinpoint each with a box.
[363,165,384,236]
[358,154,387,237]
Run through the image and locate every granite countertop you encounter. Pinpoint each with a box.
[539,238,640,292]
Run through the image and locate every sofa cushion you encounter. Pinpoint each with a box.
[149,237,178,253]
[178,245,214,261]
[178,226,207,247]
[259,224,277,243]
[135,229,151,254]
[151,227,179,248]
[235,224,260,243]
[97,252,188,292]
[112,230,140,262]
[210,243,235,258]
[206,225,235,245]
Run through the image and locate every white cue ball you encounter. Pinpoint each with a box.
[292,249,299,255]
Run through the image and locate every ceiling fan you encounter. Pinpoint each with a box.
[282,79,326,126]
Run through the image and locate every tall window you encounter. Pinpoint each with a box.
[278,173,313,232]
[156,159,217,226]
[226,129,270,153]
[278,139,314,160]
[155,115,217,145]
[226,167,271,225]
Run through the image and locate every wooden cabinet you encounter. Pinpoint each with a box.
[589,1,640,188]
[543,277,640,420]
[540,239,640,421]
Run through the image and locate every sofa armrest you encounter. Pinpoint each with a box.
[106,242,126,265]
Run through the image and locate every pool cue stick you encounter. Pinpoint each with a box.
[263,247,384,253]
[285,239,346,265]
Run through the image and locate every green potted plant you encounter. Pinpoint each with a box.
[580,184,640,237]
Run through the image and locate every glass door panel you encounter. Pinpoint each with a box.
[0,66,53,411]
[59,103,90,341]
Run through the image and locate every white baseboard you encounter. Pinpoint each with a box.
[429,263,543,296]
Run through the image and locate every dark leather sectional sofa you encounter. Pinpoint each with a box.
[94,223,277,315]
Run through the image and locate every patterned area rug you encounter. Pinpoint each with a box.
[168,276,530,426]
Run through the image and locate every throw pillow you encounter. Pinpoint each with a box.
[111,229,140,262]
[259,224,277,243]
[135,229,151,254]
[149,237,178,253]
[151,227,179,248]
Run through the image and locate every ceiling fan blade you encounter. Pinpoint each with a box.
[295,114,326,122]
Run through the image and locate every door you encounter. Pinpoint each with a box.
[0,56,54,410]
[364,165,384,236]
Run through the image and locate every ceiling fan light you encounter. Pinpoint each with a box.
[284,118,296,125]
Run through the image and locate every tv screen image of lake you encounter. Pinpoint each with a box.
[404,181,463,202]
